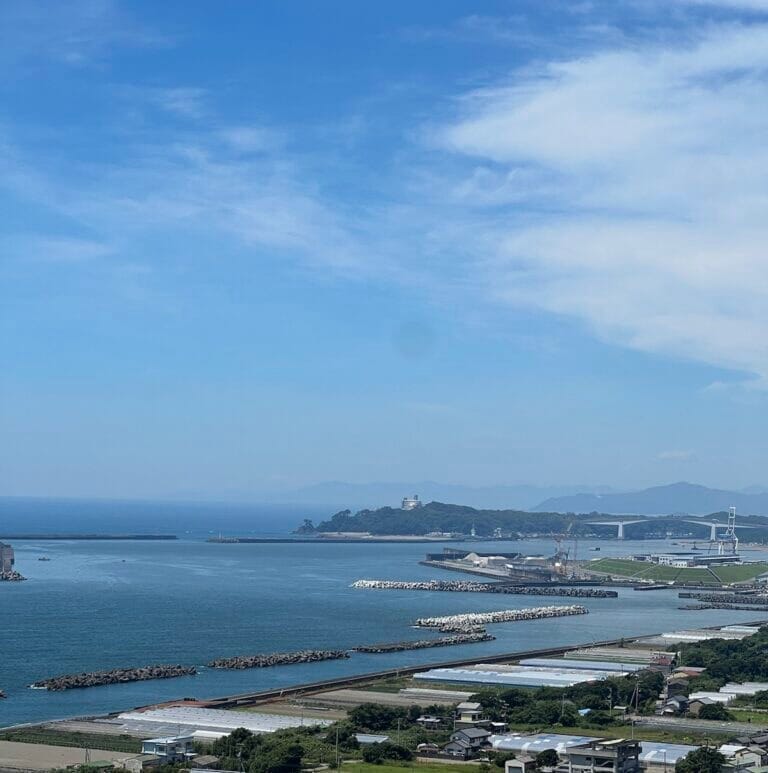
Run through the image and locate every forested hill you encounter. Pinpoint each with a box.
[308,502,578,536]
[301,502,768,539]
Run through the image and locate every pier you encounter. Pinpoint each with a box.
[352,579,617,597]
[414,605,589,631]
[32,665,196,691]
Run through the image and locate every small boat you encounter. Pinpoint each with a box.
[0,690,6,699]
[590,547,601,551]
[38,557,51,561]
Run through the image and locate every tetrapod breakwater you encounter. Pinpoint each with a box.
[352,579,616,598]
[208,650,351,670]
[31,664,196,691]
[679,592,768,605]
[354,632,495,653]
[414,605,589,632]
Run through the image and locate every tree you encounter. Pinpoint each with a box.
[361,742,413,764]
[675,746,726,773]
[697,702,733,721]
[535,748,559,769]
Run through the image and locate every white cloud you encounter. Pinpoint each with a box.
[432,23,768,382]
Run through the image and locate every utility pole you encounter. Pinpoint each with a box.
[335,726,340,769]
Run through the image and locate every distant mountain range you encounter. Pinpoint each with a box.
[275,481,614,510]
[533,481,768,516]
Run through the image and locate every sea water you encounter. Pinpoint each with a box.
[1,504,765,728]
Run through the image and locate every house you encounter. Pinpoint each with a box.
[719,744,767,770]
[122,756,161,773]
[456,701,485,726]
[140,735,195,762]
[665,676,691,696]
[686,696,716,717]
[189,756,220,769]
[443,739,472,759]
[451,727,492,750]
[564,739,640,773]
[659,695,688,715]
[505,755,537,773]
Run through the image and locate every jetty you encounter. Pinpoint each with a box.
[354,632,494,653]
[414,605,588,632]
[32,664,196,691]
[352,579,617,597]
[208,650,350,670]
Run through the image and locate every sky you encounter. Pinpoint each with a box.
[2,0,768,499]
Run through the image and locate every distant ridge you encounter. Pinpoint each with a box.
[533,481,768,516]
[278,481,613,510]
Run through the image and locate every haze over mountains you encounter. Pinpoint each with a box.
[272,480,768,515]
[533,482,768,516]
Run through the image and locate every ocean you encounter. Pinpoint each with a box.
[1,500,766,729]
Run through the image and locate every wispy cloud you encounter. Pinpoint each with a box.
[427,23,768,384]
[657,450,696,461]
[0,0,169,68]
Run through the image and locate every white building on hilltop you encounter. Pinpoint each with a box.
[402,494,422,510]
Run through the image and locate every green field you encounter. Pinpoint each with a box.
[712,563,768,583]
[0,729,142,753]
[586,557,768,585]
[341,764,480,773]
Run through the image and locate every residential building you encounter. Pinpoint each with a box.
[563,739,640,773]
[140,735,195,762]
[451,727,492,750]
[456,701,484,725]
[505,755,537,773]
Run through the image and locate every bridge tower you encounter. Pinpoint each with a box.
[718,506,739,556]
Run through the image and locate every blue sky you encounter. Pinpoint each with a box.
[2,0,768,499]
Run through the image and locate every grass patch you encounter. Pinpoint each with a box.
[505,722,726,746]
[729,709,768,725]
[0,729,142,754]
[712,564,768,584]
[676,568,720,585]
[341,764,480,773]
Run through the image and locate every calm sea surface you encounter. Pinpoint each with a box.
[1,502,767,729]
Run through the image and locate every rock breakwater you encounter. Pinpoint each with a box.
[414,605,588,632]
[352,580,616,597]
[355,632,495,653]
[679,592,768,604]
[0,570,26,582]
[679,603,768,611]
[32,664,196,691]
[208,650,350,670]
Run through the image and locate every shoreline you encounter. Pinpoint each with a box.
[4,618,765,732]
